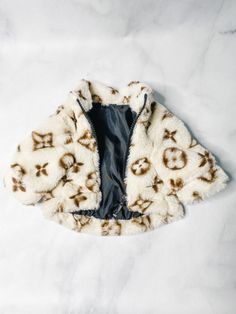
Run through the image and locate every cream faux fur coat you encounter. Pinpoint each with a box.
[3,80,229,236]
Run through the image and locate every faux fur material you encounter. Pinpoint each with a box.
[3,79,229,236]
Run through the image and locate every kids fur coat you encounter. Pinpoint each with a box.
[3,80,229,236]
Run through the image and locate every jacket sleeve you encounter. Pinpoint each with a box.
[3,103,76,206]
[151,102,229,205]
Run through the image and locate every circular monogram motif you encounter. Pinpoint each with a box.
[131,157,151,175]
[162,147,187,170]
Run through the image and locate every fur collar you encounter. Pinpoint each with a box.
[69,79,154,113]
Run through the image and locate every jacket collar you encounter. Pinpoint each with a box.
[69,79,153,114]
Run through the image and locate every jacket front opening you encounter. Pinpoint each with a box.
[74,102,144,220]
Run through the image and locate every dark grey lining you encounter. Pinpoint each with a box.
[73,102,144,220]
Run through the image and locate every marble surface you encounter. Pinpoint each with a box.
[0,0,235,313]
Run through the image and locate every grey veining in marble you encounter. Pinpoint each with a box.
[0,0,235,313]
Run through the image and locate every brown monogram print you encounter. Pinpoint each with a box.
[189,137,198,148]
[198,151,214,167]
[163,128,177,143]
[61,175,73,186]
[59,153,76,170]
[73,214,91,231]
[163,147,188,170]
[161,212,175,224]
[109,86,119,94]
[38,190,54,201]
[132,215,152,231]
[69,111,78,130]
[131,157,151,175]
[92,94,102,103]
[64,130,73,144]
[12,177,26,192]
[69,187,87,207]
[85,172,99,192]
[146,175,163,193]
[139,107,151,127]
[32,131,53,151]
[168,178,184,196]
[122,95,131,104]
[77,90,87,100]
[162,110,173,120]
[72,162,84,173]
[77,130,96,152]
[136,86,146,98]
[55,105,64,115]
[129,194,153,212]
[192,191,202,201]
[35,163,48,177]
[56,203,64,213]
[127,81,140,86]
[198,167,217,183]
[139,101,157,130]
[101,220,122,236]
[11,163,26,177]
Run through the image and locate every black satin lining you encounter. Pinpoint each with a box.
[73,102,143,220]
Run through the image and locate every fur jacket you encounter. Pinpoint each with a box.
[3,80,229,236]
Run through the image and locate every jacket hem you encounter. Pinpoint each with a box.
[41,209,185,236]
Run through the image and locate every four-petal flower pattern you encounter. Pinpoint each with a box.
[162,147,187,170]
[77,130,96,152]
[32,131,53,151]
[131,157,151,175]
[35,163,48,177]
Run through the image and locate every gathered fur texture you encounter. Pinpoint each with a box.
[3,79,229,236]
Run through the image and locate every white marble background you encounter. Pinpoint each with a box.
[0,0,235,313]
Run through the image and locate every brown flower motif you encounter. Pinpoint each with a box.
[12,177,26,192]
[37,190,54,201]
[73,214,92,231]
[35,163,48,177]
[132,215,152,231]
[192,191,202,201]
[69,187,87,207]
[131,157,151,175]
[163,128,177,143]
[69,111,78,130]
[76,89,87,100]
[198,167,217,183]
[72,162,84,173]
[109,86,119,94]
[198,151,214,167]
[55,105,64,115]
[64,130,73,144]
[77,130,96,152]
[32,131,53,151]
[161,212,175,224]
[56,203,64,213]
[128,81,140,86]
[122,95,131,104]
[59,153,76,170]
[139,107,151,127]
[147,175,163,193]
[162,110,173,120]
[189,137,198,148]
[163,147,187,170]
[85,172,99,192]
[61,175,73,186]
[11,163,26,177]
[101,220,122,236]
[168,178,184,196]
[129,194,153,212]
